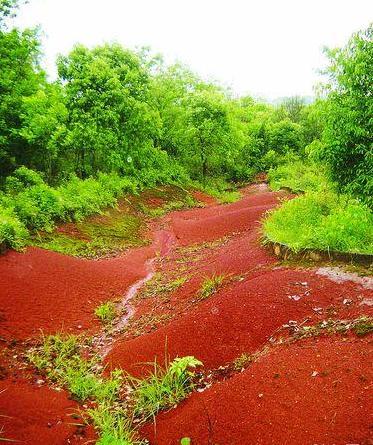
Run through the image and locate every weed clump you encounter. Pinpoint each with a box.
[199,274,226,299]
[126,356,203,420]
[95,301,118,325]
[27,334,203,444]
[27,334,122,402]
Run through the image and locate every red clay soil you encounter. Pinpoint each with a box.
[142,336,372,445]
[0,183,372,445]
[0,245,155,340]
[0,377,95,444]
[106,267,372,375]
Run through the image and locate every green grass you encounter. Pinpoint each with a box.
[27,334,203,444]
[140,196,198,218]
[353,317,373,337]
[87,403,144,445]
[264,191,373,255]
[27,334,122,402]
[192,176,242,204]
[126,356,203,420]
[30,213,146,258]
[199,274,226,299]
[95,301,118,325]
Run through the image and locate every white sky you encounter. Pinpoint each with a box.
[14,0,373,99]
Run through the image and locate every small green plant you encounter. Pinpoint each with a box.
[95,301,118,325]
[127,356,203,420]
[199,274,226,299]
[352,317,373,337]
[180,438,191,445]
[87,403,144,445]
[233,353,254,370]
[27,334,122,402]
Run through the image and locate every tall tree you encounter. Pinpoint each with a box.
[57,43,161,177]
[322,24,373,206]
[0,0,44,176]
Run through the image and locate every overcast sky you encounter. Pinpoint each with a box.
[14,0,373,99]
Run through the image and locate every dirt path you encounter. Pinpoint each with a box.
[0,184,371,444]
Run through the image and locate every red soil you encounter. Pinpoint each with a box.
[0,245,155,340]
[106,267,372,375]
[0,184,371,444]
[0,377,95,444]
[142,336,372,445]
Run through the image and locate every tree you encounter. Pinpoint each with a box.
[0,0,20,27]
[280,96,306,123]
[322,24,373,206]
[57,43,161,177]
[186,90,239,182]
[0,21,44,176]
[19,83,68,181]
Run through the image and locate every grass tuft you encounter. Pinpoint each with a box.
[126,356,203,420]
[87,403,144,445]
[199,274,226,299]
[95,301,118,325]
[27,334,122,402]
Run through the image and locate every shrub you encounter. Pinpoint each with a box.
[0,205,29,248]
[127,356,203,420]
[268,160,331,194]
[8,166,44,188]
[58,174,137,222]
[13,184,63,231]
[264,191,373,254]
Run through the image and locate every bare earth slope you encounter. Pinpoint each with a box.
[0,184,371,444]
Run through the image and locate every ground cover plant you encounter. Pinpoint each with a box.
[27,333,203,444]
[95,302,118,325]
[264,191,373,254]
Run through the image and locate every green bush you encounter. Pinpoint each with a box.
[268,160,331,193]
[58,174,138,222]
[0,205,29,249]
[4,167,45,196]
[264,192,373,254]
[13,184,64,231]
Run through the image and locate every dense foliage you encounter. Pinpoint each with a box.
[0,1,371,255]
[322,24,373,207]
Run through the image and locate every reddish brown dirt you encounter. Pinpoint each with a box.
[0,183,372,444]
[106,267,372,376]
[0,245,155,340]
[142,336,372,445]
[0,377,95,444]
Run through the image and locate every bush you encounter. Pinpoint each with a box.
[0,205,29,248]
[268,160,331,194]
[13,184,64,231]
[264,191,373,254]
[58,174,138,222]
